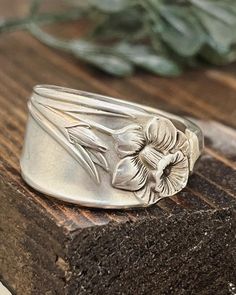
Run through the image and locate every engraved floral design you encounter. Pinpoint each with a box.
[66,123,109,181]
[112,117,189,204]
[67,123,107,153]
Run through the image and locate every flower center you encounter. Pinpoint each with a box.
[163,165,172,177]
[163,165,171,177]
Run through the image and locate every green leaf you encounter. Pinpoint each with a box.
[158,6,205,56]
[89,7,143,40]
[193,7,236,52]
[69,41,132,76]
[190,0,236,25]
[88,0,129,12]
[80,53,133,76]
[115,43,182,76]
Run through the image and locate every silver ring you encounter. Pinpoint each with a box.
[20,85,204,209]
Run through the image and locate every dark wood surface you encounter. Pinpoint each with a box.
[0,2,236,294]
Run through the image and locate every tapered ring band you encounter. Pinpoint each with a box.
[20,85,204,209]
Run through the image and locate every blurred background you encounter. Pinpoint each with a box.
[2,0,236,77]
[0,0,236,127]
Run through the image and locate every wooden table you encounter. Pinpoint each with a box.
[0,2,236,295]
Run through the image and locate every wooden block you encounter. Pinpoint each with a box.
[0,29,236,295]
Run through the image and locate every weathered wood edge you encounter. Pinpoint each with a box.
[0,176,67,295]
[1,172,236,295]
[65,207,236,295]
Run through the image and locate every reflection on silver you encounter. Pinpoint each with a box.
[20,85,204,209]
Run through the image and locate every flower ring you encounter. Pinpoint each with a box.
[21,85,203,209]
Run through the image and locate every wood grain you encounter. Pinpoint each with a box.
[0,8,236,295]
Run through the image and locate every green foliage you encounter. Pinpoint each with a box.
[1,0,236,77]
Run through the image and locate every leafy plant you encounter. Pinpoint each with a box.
[1,0,236,77]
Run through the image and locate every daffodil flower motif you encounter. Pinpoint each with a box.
[112,117,190,204]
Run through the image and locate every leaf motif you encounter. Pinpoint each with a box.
[74,143,100,183]
[67,125,107,152]
[88,150,109,171]
[34,83,143,118]
[30,95,110,183]
[28,102,101,183]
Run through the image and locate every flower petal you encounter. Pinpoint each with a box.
[112,156,148,191]
[67,125,107,152]
[145,117,177,152]
[113,124,145,158]
[168,154,189,189]
[139,146,163,169]
[155,178,172,197]
[134,182,158,205]
[134,182,151,202]
[155,152,189,197]
[173,131,189,155]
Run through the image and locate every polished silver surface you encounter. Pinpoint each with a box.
[20,85,204,209]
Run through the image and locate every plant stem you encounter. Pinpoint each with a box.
[29,24,120,56]
[29,24,71,51]
[0,9,83,34]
